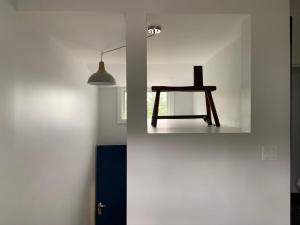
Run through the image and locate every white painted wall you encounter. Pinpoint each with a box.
[148,64,195,115]
[97,87,127,145]
[147,64,194,86]
[126,2,289,225]
[5,1,290,225]
[193,17,251,131]
[172,93,193,115]
[0,1,98,225]
[195,37,242,128]
[240,17,251,132]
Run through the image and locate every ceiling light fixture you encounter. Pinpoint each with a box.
[147,25,162,35]
[87,52,116,85]
[88,25,162,86]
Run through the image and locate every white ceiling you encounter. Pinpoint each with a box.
[147,14,246,64]
[18,12,246,65]
[19,12,127,64]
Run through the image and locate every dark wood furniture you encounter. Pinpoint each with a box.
[151,66,220,127]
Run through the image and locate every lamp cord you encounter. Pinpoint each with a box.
[100,34,155,60]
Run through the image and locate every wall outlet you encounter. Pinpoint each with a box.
[261,145,278,160]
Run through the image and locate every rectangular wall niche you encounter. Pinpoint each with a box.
[147,13,251,134]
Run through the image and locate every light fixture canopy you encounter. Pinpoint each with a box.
[87,61,116,85]
[148,25,162,35]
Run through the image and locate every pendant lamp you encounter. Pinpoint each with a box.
[87,60,116,85]
[88,25,162,86]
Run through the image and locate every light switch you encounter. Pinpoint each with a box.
[261,145,278,160]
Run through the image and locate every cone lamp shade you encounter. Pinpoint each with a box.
[88,61,116,85]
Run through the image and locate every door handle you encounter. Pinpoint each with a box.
[97,202,107,215]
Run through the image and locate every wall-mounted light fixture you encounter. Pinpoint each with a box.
[88,25,162,86]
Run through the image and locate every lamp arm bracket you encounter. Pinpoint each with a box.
[100,34,155,59]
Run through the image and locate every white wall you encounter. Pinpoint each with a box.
[173,93,194,115]
[240,17,251,132]
[98,87,127,145]
[193,17,251,131]
[147,64,194,86]
[148,64,195,116]
[7,1,290,225]
[0,1,98,225]
[195,37,242,128]
[126,2,290,225]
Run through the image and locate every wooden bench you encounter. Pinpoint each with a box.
[151,66,220,127]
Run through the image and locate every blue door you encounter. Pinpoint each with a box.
[96,145,126,225]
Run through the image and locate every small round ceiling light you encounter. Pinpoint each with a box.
[148,25,162,35]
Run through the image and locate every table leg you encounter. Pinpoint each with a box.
[151,91,160,127]
[206,91,220,127]
[205,91,212,125]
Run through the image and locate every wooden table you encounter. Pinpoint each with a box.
[151,66,220,127]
